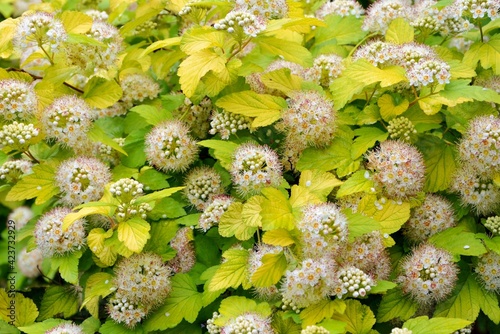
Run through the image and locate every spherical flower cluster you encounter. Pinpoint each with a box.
[484,216,500,236]
[301,325,330,334]
[395,43,437,68]
[184,166,224,210]
[199,195,235,231]
[366,140,425,200]
[439,4,474,35]
[0,121,40,152]
[214,11,266,38]
[13,11,67,52]
[298,202,348,257]
[130,20,158,35]
[458,115,500,177]
[304,54,345,87]
[206,312,221,334]
[387,117,417,142]
[97,102,128,118]
[246,60,306,94]
[352,40,397,66]
[390,329,413,334]
[475,251,500,292]
[475,75,500,93]
[40,95,96,152]
[34,207,87,257]
[7,206,34,230]
[209,109,251,140]
[0,79,37,121]
[110,178,144,203]
[230,143,282,196]
[281,258,336,308]
[282,90,336,148]
[333,266,374,299]
[397,244,459,305]
[18,247,43,278]
[316,0,365,19]
[172,96,212,139]
[168,227,196,274]
[235,0,288,19]
[112,252,172,308]
[45,323,84,334]
[108,292,148,328]
[120,73,160,106]
[403,194,456,243]
[55,157,112,206]
[98,137,125,166]
[451,166,500,215]
[248,244,283,300]
[453,326,473,334]
[84,9,109,22]
[0,160,33,184]
[457,0,499,19]
[407,59,451,87]
[145,120,198,172]
[64,21,123,75]
[222,313,274,334]
[362,0,412,34]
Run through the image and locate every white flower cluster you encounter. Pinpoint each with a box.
[475,251,500,292]
[484,216,500,236]
[199,195,234,231]
[120,73,160,106]
[13,11,67,52]
[453,326,473,334]
[45,323,84,334]
[184,166,224,210]
[207,312,221,334]
[363,0,412,34]
[316,0,365,19]
[305,54,345,87]
[333,266,374,299]
[209,109,250,140]
[235,0,288,19]
[301,325,330,334]
[407,59,451,87]
[7,206,33,230]
[214,11,266,38]
[173,96,212,139]
[0,160,32,183]
[18,247,43,278]
[98,138,125,166]
[108,292,148,328]
[84,9,109,22]
[0,121,40,152]
[110,178,144,202]
[168,227,196,274]
[387,117,417,142]
[223,313,275,334]
[353,40,398,66]
[390,328,413,334]
[0,79,37,121]
[457,0,500,19]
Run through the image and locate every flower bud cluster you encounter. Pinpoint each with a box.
[13,11,67,52]
[45,323,84,334]
[484,216,500,236]
[403,194,456,243]
[397,244,459,305]
[316,0,365,19]
[18,247,43,278]
[173,96,212,139]
[301,325,330,334]
[120,73,160,106]
[184,166,224,210]
[281,258,336,308]
[390,329,413,334]
[0,160,33,184]
[235,0,288,19]
[304,54,345,87]
[387,117,417,142]
[209,109,250,140]
[168,227,196,274]
[8,206,34,230]
[367,140,425,200]
[0,79,37,121]
[207,312,221,334]
[98,138,125,166]
[223,313,274,334]
[214,11,266,38]
[116,202,151,221]
[145,120,198,172]
[298,203,348,257]
[230,143,282,196]
[0,121,40,152]
[34,207,87,257]
[333,266,374,299]
[475,251,500,292]
[84,9,109,22]
[199,195,234,231]
[111,178,144,202]
[108,292,147,328]
[55,157,112,206]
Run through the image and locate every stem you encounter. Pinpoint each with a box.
[408,91,440,107]
[348,32,379,58]
[227,38,252,62]
[256,228,261,245]
[38,44,54,66]
[478,20,484,43]
[7,68,85,94]
[23,150,40,164]
[364,87,377,106]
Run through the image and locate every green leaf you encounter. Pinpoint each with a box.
[262,229,296,246]
[256,37,313,67]
[385,18,414,44]
[181,28,227,55]
[43,63,80,86]
[117,217,151,253]
[289,185,322,210]
[438,79,500,104]
[463,37,500,74]
[298,170,343,201]
[100,319,144,334]
[251,252,287,287]
[312,15,366,54]
[358,195,411,234]
[343,208,382,242]
[370,280,397,294]
[81,317,102,334]
[429,226,487,257]
[178,49,226,97]
[331,299,375,334]
[219,202,258,240]
[216,91,287,128]
[63,205,114,231]
[37,286,79,321]
[141,37,181,56]
[197,140,239,170]
[88,123,127,155]
[208,249,250,291]
[377,288,418,323]
[260,188,295,231]
[317,319,347,334]
[352,126,389,159]
[81,272,115,318]
[144,220,179,256]
[216,296,272,324]
[0,320,18,334]
[300,299,346,327]
[403,316,471,334]
[336,170,375,198]
[51,251,82,284]
[260,68,302,95]
[434,269,481,322]
[0,290,38,327]
[478,285,500,324]
[143,274,203,331]
[137,168,170,190]
[17,319,69,334]
[83,76,123,109]
[134,186,184,204]
[6,162,59,205]
[272,312,301,334]
[377,94,410,121]
[130,105,171,126]
[84,228,117,267]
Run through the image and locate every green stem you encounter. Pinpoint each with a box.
[348,32,379,58]
[23,150,40,164]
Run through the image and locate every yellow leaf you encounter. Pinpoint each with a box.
[208,249,251,291]
[0,19,16,58]
[260,188,295,231]
[178,49,226,97]
[0,290,38,327]
[448,59,477,79]
[385,18,414,44]
[242,195,265,228]
[377,94,410,121]
[117,217,151,253]
[289,185,321,209]
[262,229,296,247]
[142,37,182,56]
[181,28,228,55]
[60,11,92,34]
[219,202,258,241]
[83,77,123,109]
[260,68,302,95]
[81,272,115,318]
[300,299,346,327]
[87,228,117,267]
[299,170,342,201]
[358,195,411,234]
[251,252,287,287]
[256,36,313,67]
[6,162,59,205]
[134,186,185,204]
[63,204,114,231]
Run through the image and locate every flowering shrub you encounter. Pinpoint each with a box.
[0,0,499,334]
